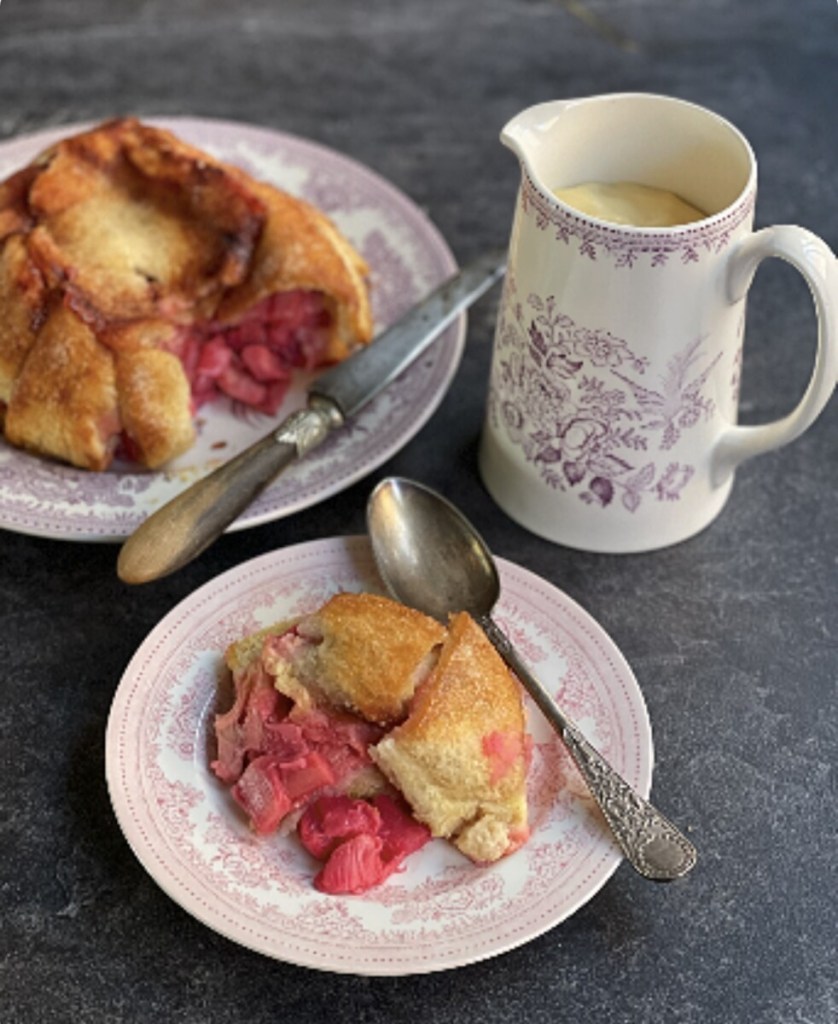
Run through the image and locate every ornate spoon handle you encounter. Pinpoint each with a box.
[480,615,696,881]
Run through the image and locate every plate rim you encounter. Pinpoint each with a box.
[105,534,654,976]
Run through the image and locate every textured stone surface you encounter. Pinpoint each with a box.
[0,0,836,1021]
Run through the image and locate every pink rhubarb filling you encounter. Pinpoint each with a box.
[298,794,432,895]
[211,647,382,838]
[180,289,333,416]
[114,290,333,463]
[211,626,434,894]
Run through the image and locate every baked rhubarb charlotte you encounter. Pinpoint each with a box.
[0,118,373,471]
[212,593,531,894]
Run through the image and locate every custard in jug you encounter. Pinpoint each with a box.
[553,180,706,227]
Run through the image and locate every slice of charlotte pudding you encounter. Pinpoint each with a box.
[0,118,372,470]
[212,594,446,838]
[211,592,531,893]
[371,610,530,864]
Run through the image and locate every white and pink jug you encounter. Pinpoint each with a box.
[480,93,837,552]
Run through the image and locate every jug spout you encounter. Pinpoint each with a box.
[501,99,577,196]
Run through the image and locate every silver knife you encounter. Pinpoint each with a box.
[117,250,506,584]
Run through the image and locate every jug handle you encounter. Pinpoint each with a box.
[712,226,838,485]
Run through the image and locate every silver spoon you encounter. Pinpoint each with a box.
[366,476,697,881]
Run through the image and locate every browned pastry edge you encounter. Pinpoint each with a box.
[371,611,529,863]
[266,592,447,727]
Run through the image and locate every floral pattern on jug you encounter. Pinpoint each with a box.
[487,280,724,513]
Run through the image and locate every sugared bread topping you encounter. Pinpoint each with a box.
[372,611,530,864]
[0,118,372,470]
[264,592,447,726]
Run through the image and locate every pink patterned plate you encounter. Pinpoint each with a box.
[105,536,653,975]
[0,118,463,542]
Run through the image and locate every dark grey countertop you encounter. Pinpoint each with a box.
[1,1,836,1021]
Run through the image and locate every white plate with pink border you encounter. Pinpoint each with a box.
[0,118,463,541]
[106,535,653,975]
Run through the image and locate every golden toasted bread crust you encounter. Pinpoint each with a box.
[25,118,265,324]
[0,164,39,242]
[372,611,529,863]
[4,301,120,470]
[267,592,446,727]
[0,234,45,408]
[0,118,372,470]
[115,348,195,468]
[217,182,372,361]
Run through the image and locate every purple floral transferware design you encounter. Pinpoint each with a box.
[521,171,756,268]
[106,536,652,974]
[0,118,462,541]
[488,279,723,512]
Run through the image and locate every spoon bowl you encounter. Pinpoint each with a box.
[366,476,697,882]
[367,477,499,622]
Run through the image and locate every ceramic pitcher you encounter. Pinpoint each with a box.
[479,93,837,553]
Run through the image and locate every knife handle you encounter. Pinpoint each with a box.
[117,399,341,584]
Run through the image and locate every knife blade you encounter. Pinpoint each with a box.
[116,250,506,584]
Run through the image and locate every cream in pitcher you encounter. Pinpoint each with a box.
[479,93,838,553]
[553,181,706,227]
